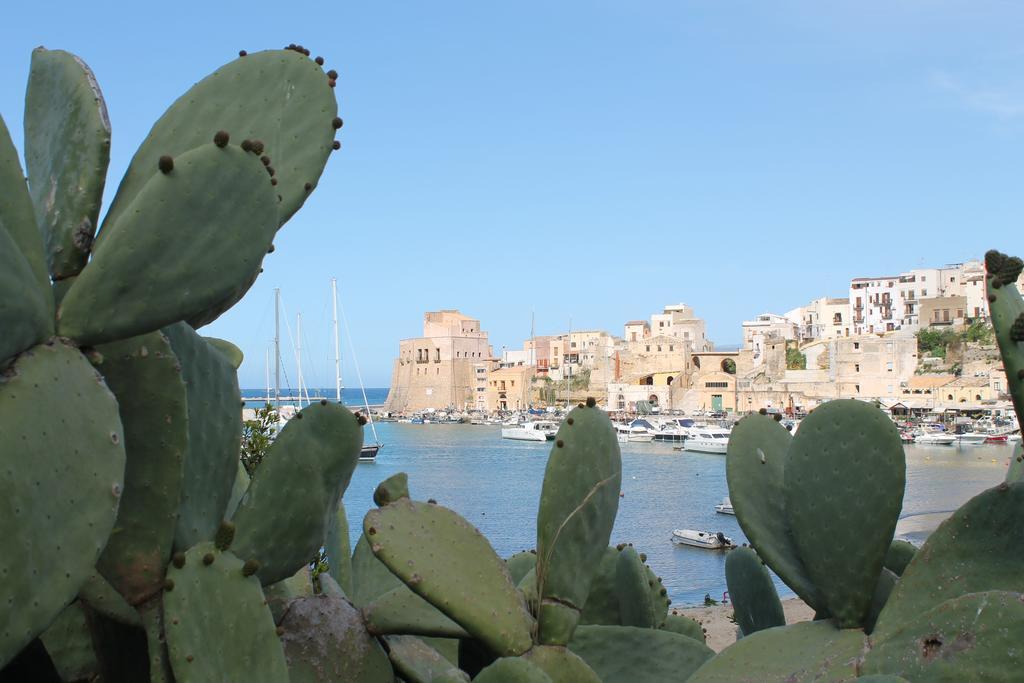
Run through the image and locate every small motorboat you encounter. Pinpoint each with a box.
[955,432,990,445]
[671,529,734,549]
[714,497,735,515]
[501,421,558,442]
[615,423,655,443]
[914,430,956,445]
[682,430,731,454]
[985,434,1009,444]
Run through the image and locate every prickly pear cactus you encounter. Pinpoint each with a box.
[724,546,785,636]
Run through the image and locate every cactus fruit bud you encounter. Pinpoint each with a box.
[276,626,285,636]
[240,139,253,152]
[357,414,367,426]
[320,399,327,405]
[332,140,341,150]
[251,140,265,155]
[773,413,783,422]
[173,552,186,569]
[1011,314,1024,342]
[261,155,270,166]
[328,78,336,88]
[989,294,998,303]
[271,178,278,186]
[267,244,275,254]
[427,498,437,504]
[213,130,229,147]
[215,520,236,550]
[556,440,564,448]
[586,396,597,407]
[327,69,338,79]
[295,413,303,420]
[567,417,574,425]
[239,50,247,56]
[266,166,275,176]
[315,56,324,65]
[158,155,174,173]
[202,553,215,566]
[164,578,175,591]
[241,559,260,577]
[304,182,312,191]
[332,117,343,129]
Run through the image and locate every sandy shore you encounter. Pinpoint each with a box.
[678,597,814,652]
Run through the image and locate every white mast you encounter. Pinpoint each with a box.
[274,288,281,409]
[265,347,271,403]
[332,278,342,403]
[296,313,306,407]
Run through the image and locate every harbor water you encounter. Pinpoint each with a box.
[330,418,1011,607]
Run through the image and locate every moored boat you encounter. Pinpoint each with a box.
[671,529,734,549]
[914,430,956,446]
[714,497,735,515]
[501,420,558,442]
[682,430,730,454]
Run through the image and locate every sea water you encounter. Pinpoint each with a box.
[330,418,1009,607]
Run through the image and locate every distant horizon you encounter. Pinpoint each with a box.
[1,3,1017,388]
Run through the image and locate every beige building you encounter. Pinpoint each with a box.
[484,366,533,412]
[787,297,850,341]
[384,310,494,413]
[651,303,712,351]
[920,296,968,329]
[624,320,650,342]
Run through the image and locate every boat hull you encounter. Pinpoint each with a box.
[682,441,728,454]
[501,429,548,442]
[359,444,380,462]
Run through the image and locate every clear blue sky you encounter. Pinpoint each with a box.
[2,2,1019,389]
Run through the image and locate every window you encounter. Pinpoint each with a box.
[854,342,860,350]
[887,362,893,372]
[570,342,577,348]
[657,345,662,352]
[669,345,674,351]
[855,364,860,373]
[921,289,928,297]
[705,381,729,388]
[646,345,651,352]
[855,384,861,393]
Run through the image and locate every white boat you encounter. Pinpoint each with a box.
[671,529,734,549]
[954,432,990,445]
[501,421,558,442]
[714,497,735,515]
[914,431,956,446]
[616,422,656,443]
[683,430,731,454]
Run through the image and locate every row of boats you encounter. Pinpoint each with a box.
[501,417,734,454]
[904,426,1019,446]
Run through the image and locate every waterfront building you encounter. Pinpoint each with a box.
[741,313,798,367]
[623,320,650,342]
[786,297,850,341]
[384,310,493,413]
[650,303,712,352]
[919,296,968,329]
[484,365,533,412]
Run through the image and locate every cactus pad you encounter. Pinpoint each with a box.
[164,541,287,682]
[521,645,602,683]
[373,471,410,506]
[986,250,1024,421]
[726,414,821,609]
[363,585,470,638]
[351,533,403,608]
[94,331,187,605]
[58,143,278,345]
[164,322,243,550]
[365,498,534,656]
[24,48,110,279]
[77,571,142,627]
[506,551,538,586]
[883,540,916,577]
[39,602,100,683]
[784,399,905,627]
[474,657,554,682]
[863,590,1024,681]
[873,482,1024,637]
[0,230,52,366]
[279,594,393,683]
[725,547,786,636]
[202,337,244,369]
[232,401,362,584]
[100,49,336,241]
[0,114,49,296]
[579,547,623,625]
[535,405,621,645]
[616,546,658,628]
[661,613,706,642]
[570,624,714,682]
[0,341,125,668]
[688,620,864,682]
[382,635,470,683]
[325,499,354,595]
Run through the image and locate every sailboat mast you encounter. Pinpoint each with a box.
[274,288,281,409]
[332,278,342,403]
[296,313,305,407]
[265,347,270,403]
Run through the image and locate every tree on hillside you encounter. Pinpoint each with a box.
[786,347,807,370]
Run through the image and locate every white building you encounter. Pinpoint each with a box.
[786,297,850,341]
[649,304,712,351]
[742,313,797,366]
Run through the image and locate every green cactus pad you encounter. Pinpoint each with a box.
[94,331,188,605]
[873,482,1024,637]
[163,322,243,550]
[725,546,786,636]
[232,401,362,584]
[58,143,278,346]
[688,620,864,682]
[100,49,335,242]
[986,250,1024,421]
[521,645,601,683]
[726,414,822,610]
[864,568,897,635]
[363,585,470,638]
[856,676,908,682]
[382,635,470,683]
[139,600,174,683]
[536,405,622,645]
[1006,443,1024,484]
[263,567,313,625]
[39,602,100,683]
[325,499,354,595]
[164,541,287,682]
[863,590,1024,681]
[351,533,403,608]
[785,399,905,627]
[279,594,393,683]
[569,624,715,682]
[0,341,125,668]
[662,613,706,642]
[365,498,534,657]
[506,551,538,586]
[518,566,538,611]
[0,229,52,366]
[0,114,49,296]
[475,657,554,682]
[226,460,249,519]
[374,471,411,506]
[318,572,345,598]
[78,571,142,627]
[579,547,622,625]
[24,48,110,280]
[883,540,917,577]
[202,337,243,369]
[616,546,658,628]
